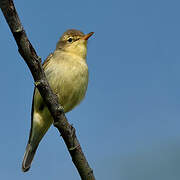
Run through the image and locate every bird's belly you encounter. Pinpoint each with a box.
[47,62,88,113]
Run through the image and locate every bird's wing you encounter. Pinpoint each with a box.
[28,53,53,143]
[42,53,53,70]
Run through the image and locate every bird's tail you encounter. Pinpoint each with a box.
[22,143,37,172]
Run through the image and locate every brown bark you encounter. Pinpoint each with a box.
[0,1,95,179]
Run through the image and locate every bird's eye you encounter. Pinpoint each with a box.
[67,37,73,43]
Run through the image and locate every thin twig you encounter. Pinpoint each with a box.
[0,1,95,179]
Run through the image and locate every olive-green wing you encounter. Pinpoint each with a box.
[42,53,53,70]
[28,52,53,143]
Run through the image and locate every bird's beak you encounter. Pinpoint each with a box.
[81,32,94,40]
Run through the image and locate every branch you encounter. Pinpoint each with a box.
[0,1,95,179]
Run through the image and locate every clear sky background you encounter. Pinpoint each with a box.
[1,0,180,179]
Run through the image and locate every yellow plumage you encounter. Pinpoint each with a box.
[22,29,93,172]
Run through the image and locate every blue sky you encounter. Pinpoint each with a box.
[1,0,180,179]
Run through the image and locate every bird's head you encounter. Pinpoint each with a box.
[56,29,94,59]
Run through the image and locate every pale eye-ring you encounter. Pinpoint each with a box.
[67,37,73,43]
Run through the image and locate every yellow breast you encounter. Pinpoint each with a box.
[43,51,88,112]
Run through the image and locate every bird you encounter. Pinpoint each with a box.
[22,29,94,172]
